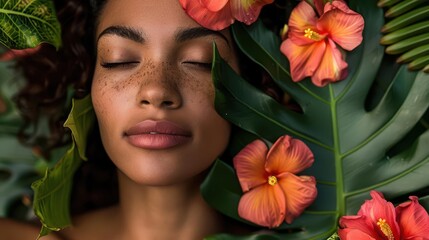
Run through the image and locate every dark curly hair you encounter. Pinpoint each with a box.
[14,0,95,154]
[13,0,119,215]
[13,0,290,215]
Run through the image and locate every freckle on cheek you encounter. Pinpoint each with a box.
[178,67,214,102]
[109,60,157,91]
[100,77,108,96]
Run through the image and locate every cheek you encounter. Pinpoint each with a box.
[179,70,215,104]
[187,87,231,156]
[90,71,133,138]
[91,74,111,125]
[91,67,145,114]
[200,112,231,165]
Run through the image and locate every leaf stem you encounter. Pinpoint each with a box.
[329,85,345,217]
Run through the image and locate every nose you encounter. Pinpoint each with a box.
[136,64,182,109]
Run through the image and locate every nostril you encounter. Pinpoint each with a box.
[162,101,174,107]
[141,100,150,105]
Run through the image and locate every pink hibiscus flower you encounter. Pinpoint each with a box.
[179,0,273,30]
[281,0,364,87]
[339,190,429,239]
[233,135,317,228]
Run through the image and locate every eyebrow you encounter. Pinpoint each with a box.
[175,27,229,45]
[97,25,229,46]
[97,25,145,43]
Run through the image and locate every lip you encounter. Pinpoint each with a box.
[124,120,192,150]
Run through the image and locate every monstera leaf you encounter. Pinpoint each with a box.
[0,0,61,49]
[202,0,429,239]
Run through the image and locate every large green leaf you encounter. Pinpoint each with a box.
[31,95,94,238]
[0,0,61,49]
[202,0,429,239]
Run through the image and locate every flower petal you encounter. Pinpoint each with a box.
[277,173,317,224]
[230,0,274,25]
[200,0,229,12]
[338,227,378,240]
[265,135,314,174]
[287,0,319,45]
[317,1,364,51]
[312,39,348,87]
[237,184,286,228]
[179,0,234,30]
[280,39,326,82]
[233,139,268,192]
[396,196,429,239]
[358,191,401,239]
[339,215,379,238]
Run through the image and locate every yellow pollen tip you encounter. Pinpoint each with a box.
[377,218,394,240]
[268,176,277,186]
[304,28,321,40]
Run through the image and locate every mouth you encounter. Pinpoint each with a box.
[124,120,192,150]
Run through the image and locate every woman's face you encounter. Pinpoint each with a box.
[91,0,239,186]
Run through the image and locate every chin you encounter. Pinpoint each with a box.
[118,165,209,187]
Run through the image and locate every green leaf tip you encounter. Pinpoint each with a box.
[64,95,95,161]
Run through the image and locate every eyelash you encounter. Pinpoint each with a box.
[100,61,212,70]
[100,61,139,69]
[184,61,212,70]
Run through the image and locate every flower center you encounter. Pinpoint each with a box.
[268,176,277,186]
[377,218,394,240]
[304,28,323,41]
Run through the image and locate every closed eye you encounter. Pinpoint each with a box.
[100,61,140,69]
[183,61,212,70]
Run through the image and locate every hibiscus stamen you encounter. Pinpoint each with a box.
[268,176,278,186]
[304,28,323,41]
[377,218,394,240]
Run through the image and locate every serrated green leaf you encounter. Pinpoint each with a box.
[203,0,429,239]
[384,0,428,18]
[377,0,401,8]
[31,95,95,238]
[380,0,429,71]
[0,0,61,49]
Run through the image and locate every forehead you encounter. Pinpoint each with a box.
[96,0,200,36]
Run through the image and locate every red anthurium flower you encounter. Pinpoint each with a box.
[233,135,317,228]
[280,0,364,87]
[179,0,273,30]
[338,190,429,240]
